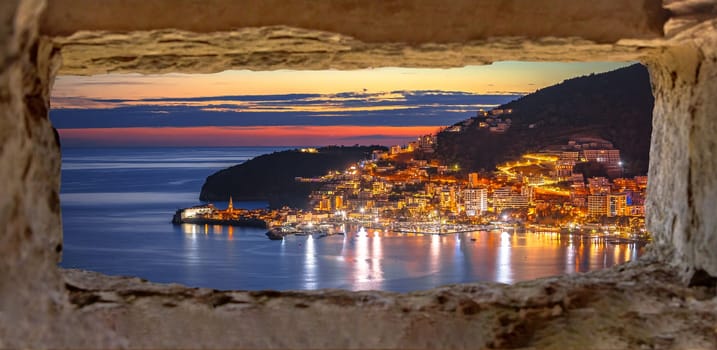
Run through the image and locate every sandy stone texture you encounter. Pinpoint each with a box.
[62,258,717,349]
[646,19,717,281]
[40,0,671,74]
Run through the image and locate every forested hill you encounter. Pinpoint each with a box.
[435,63,654,176]
[199,146,385,208]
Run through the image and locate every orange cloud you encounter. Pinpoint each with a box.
[52,62,632,100]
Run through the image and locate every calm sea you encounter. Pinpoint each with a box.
[60,147,644,292]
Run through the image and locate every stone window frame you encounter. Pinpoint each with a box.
[1,0,715,348]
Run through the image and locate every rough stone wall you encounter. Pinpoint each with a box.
[0,1,117,348]
[646,19,717,282]
[0,0,64,346]
[41,0,670,75]
[51,28,653,75]
[41,0,668,42]
[62,260,717,349]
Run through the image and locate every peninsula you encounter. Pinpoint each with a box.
[199,145,386,209]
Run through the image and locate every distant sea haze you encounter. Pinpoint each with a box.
[56,125,445,147]
[50,91,521,147]
[59,147,644,291]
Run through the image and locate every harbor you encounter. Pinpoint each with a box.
[173,201,648,244]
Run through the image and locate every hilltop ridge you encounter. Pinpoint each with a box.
[435,63,653,176]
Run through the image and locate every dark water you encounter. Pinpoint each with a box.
[60,147,644,292]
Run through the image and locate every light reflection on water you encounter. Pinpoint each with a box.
[372,230,383,289]
[64,214,646,292]
[304,235,317,289]
[354,227,370,287]
[496,232,512,284]
[429,234,440,286]
[175,223,640,290]
[566,234,575,274]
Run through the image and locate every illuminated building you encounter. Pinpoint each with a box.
[227,196,234,214]
[628,205,645,216]
[463,188,488,216]
[521,186,534,202]
[317,198,332,212]
[588,177,610,195]
[446,125,462,132]
[372,181,387,195]
[560,151,580,162]
[635,176,648,189]
[583,149,622,177]
[438,186,458,212]
[180,204,213,219]
[490,108,512,115]
[468,172,480,188]
[493,186,529,211]
[607,194,627,217]
[570,181,588,208]
[418,134,436,153]
[587,195,607,217]
[613,178,638,192]
[371,150,388,161]
[583,149,620,164]
[555,160,576,180]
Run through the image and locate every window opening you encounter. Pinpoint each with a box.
[51,62,652,291]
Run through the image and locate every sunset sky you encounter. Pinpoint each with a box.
[51,61,631,147]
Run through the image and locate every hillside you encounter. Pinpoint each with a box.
[199,146,385,208]
[435,63,654,176]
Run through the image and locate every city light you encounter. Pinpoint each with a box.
[174,135,646,242]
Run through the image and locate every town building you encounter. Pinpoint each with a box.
[463,188,488,216]
[588,177,611,195]
[468,172,480,188]
[417,135,436,153]
[607,193,627,217]
[583,149,622,177]
[588,195,607,217]
[493,186,529,211]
